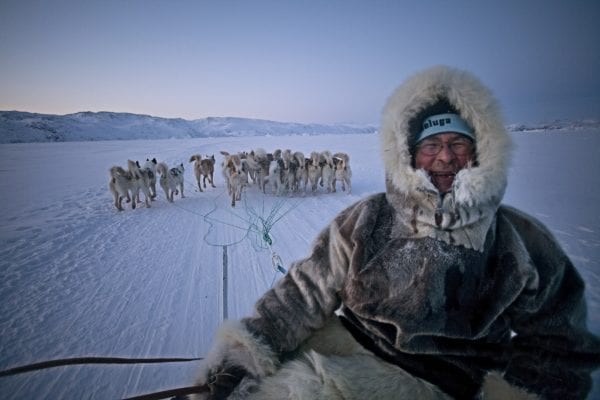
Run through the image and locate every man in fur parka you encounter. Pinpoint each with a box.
[193,66,600,399]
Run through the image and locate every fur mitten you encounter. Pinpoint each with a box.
[191,320,280,399]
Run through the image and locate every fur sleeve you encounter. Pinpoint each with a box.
[498,206,600,399]
[242,196,380,355]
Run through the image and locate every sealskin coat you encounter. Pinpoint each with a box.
[195,66,600,399]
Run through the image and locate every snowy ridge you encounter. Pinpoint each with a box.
[1,110,598,144]
[0,111,378,143]
[507,118,600,133]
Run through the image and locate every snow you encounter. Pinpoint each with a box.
[0,129,599,399]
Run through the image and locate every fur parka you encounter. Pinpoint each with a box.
[196,66,600,399]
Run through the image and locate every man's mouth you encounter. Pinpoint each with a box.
[431,172,456,178]
[430,172,456,192]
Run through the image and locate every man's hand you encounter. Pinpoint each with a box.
[205,364,248,399]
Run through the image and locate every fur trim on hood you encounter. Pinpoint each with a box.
[380,66,513,251]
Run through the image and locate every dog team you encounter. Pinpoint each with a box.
[220,148,352,207]
[108,149,351,210]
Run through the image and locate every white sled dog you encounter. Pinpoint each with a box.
[220,151,244,207]
[266,157,286,196]
[332,152,352,194]
[253,148,272,194]
[108,164,135,211]
[141,158,158,199]
[306,151,322,193]
[319,150,335,193]
[157,162,185,202]
[291,151,305,193]
[190,154,216,192]
[127,159,153,208]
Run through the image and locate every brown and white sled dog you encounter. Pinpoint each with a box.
[190,154,216,192]
[332,152,352,194]
[108,165,135,211]
[157,162,185,202]
[220,151,244,207]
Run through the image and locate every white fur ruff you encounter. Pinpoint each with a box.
[379,65,513,251]
[229,318,450,400]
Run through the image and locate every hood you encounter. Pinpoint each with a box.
[379,66,513,251]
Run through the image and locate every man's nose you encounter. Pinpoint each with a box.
[435,144,456,162]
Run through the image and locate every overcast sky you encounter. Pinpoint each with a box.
[1,0,599,124]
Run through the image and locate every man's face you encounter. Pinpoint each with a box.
[414,132,475,193]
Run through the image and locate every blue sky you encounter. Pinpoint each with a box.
[1,0,599,124]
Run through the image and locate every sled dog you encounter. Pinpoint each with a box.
[141,158,158,199]
[319,150,335,193]
[332,152,352,194]
[266,158,286,196]
[108,165,135,211]
[190,154,216,192]
[292,151,306,193]
[306,151,321,193]
[220,151,244,207]
[157,162,185,202]
[243,151,261,185]
[253,148,272,193]
[127,160,153,208]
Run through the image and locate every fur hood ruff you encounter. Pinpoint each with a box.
[380,66,512,251]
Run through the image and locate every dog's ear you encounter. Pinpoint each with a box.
[152,158,157,164]
[136,160,141,167]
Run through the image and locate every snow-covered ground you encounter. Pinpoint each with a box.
[0,130,598,399]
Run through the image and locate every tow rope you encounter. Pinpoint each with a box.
[0,356,203,377]
[0,356,206,400]
[123,384,209,400]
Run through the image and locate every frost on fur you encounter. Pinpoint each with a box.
[194,320,279,390]
[379,65,512,207]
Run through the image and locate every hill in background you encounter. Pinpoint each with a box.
[0,111,377,143]
[0,110,598,144]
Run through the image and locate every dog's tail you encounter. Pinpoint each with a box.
[109,165,128,178]
[157,162,170,176]
[333,152,349,164]
[244,154,260,171]
[189,154,201,163]
[320,150,334,167]
[254,147,267,160]
[128,159,141,173]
